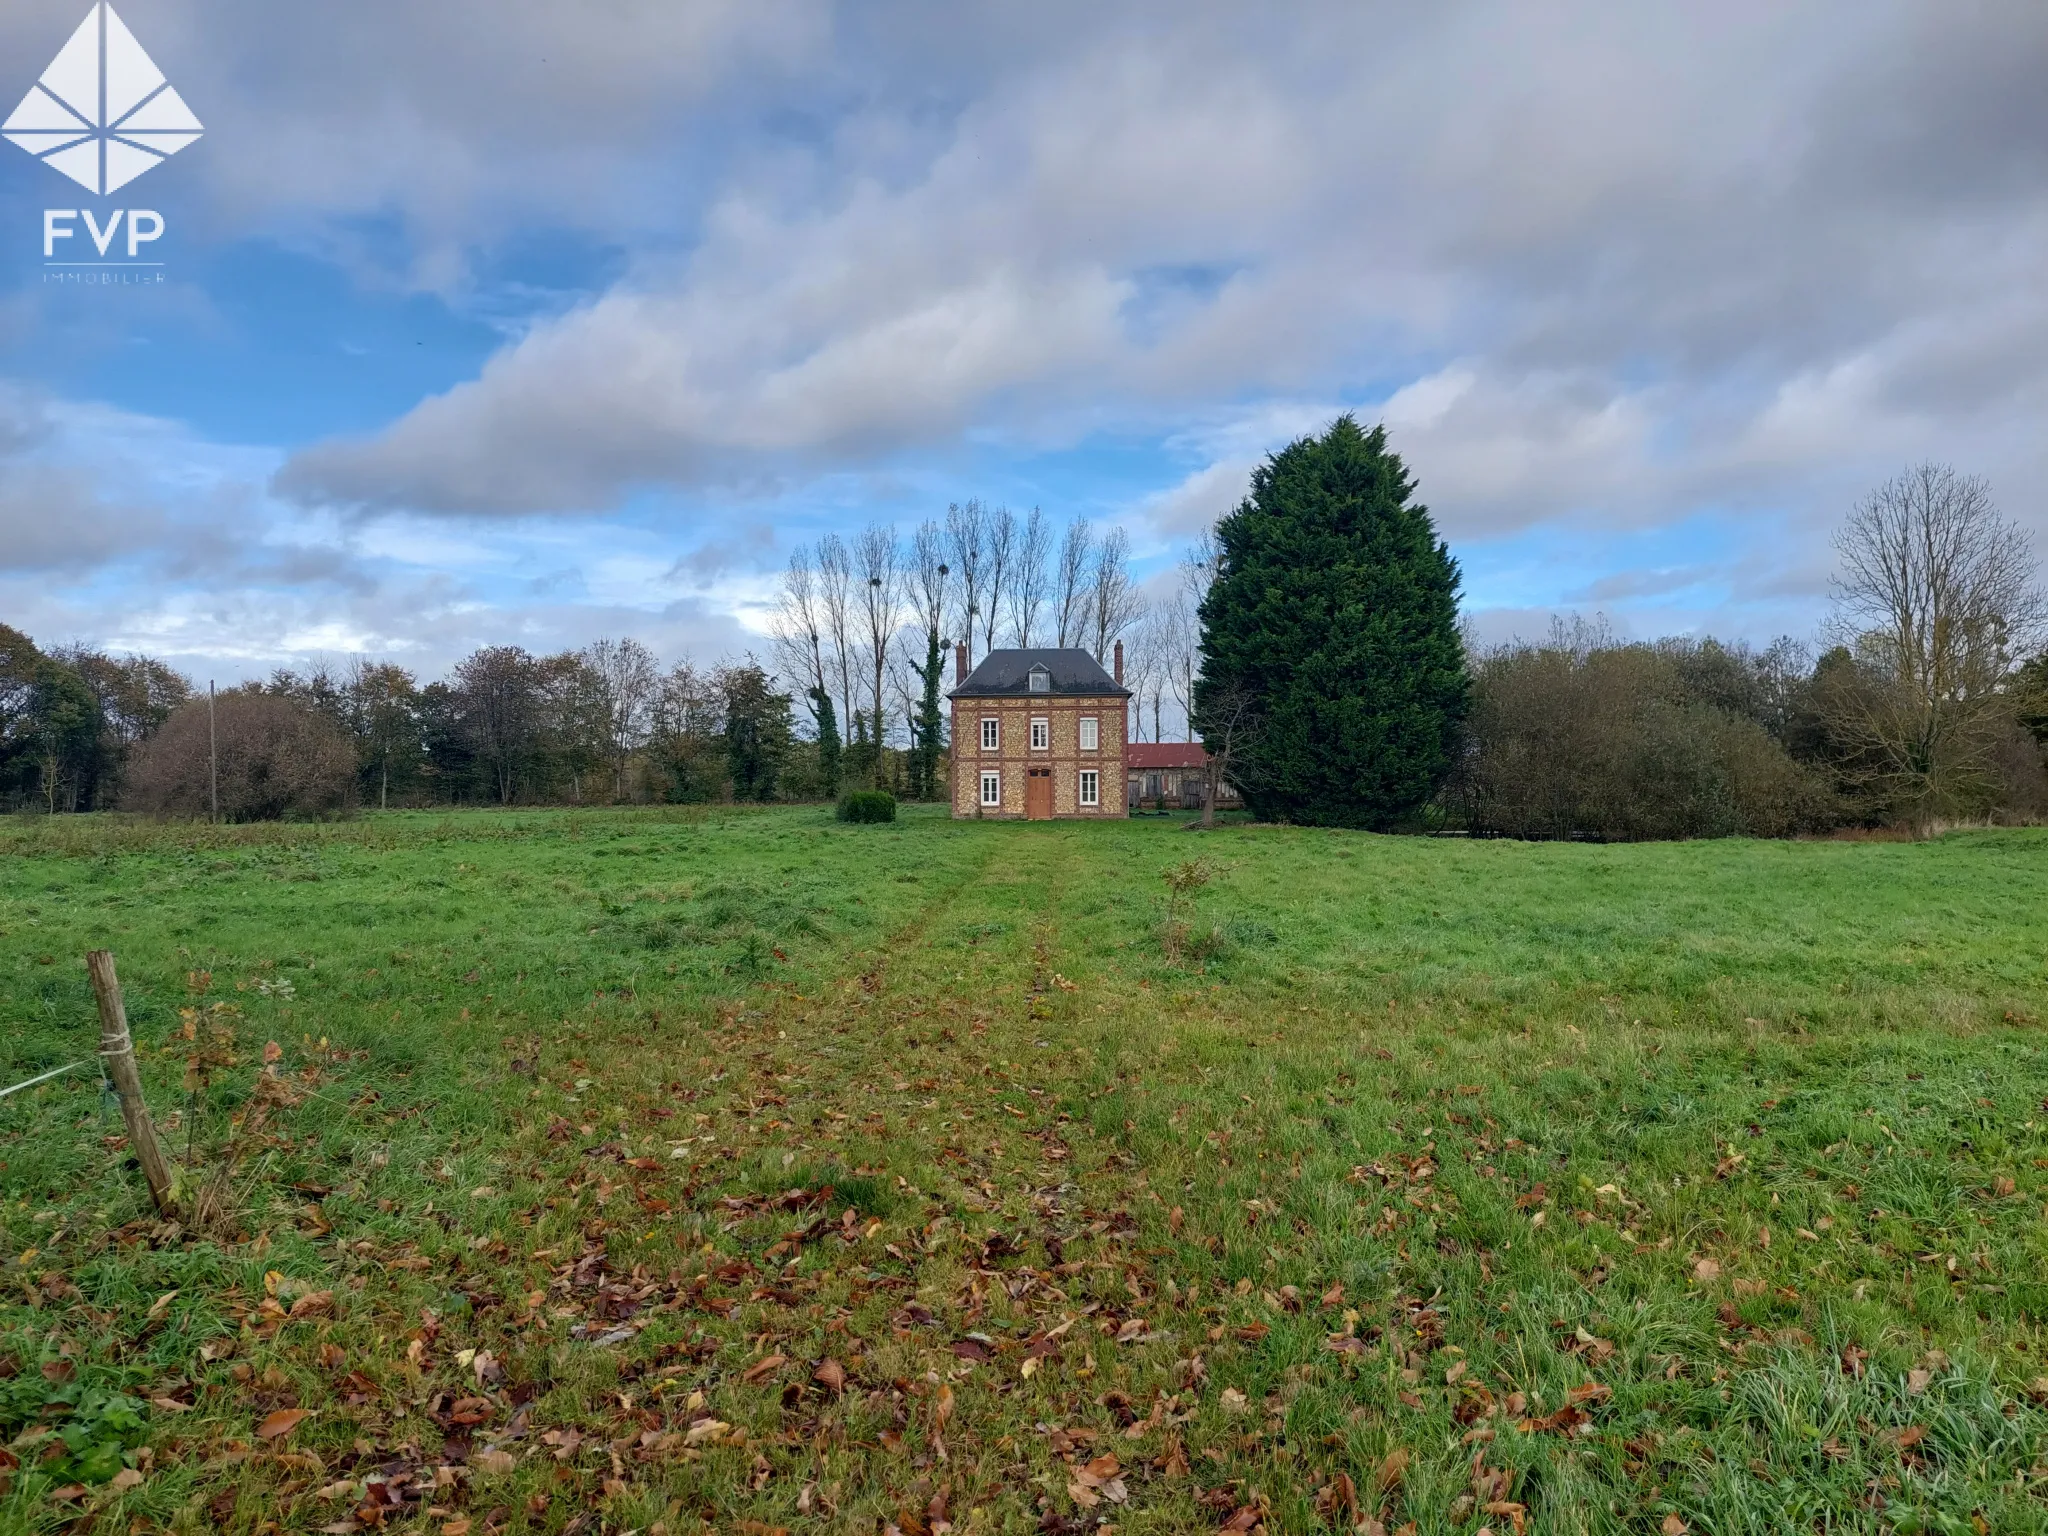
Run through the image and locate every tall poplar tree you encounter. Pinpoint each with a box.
[1195,416,1466,827]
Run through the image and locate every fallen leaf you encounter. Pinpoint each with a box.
[686,1419,732,1447]
[1896,1425,1926,1449]
[109,1467,145,1492]
[1661,1516,1688,1536]
[256,1408,311,1440]
[1220,1387,1249,1413]
[813,1358,847,1394]
[1692,1258,1720,1283]
[288,1290,335,1320]
[474,1449,518,1475]
[1907,1369,1932,1395]
[741,1353,788,1384]
[1376,1447,1409,1492]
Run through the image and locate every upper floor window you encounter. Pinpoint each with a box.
[1030,718,1049,751]
[980,717,999,751]
[1078,716,1099,752]
[1027,665,1051,693]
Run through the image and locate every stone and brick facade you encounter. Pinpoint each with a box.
[948,645,1131,819]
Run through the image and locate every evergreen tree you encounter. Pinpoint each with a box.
[1195,416,1467,828]
[911,630,947,799]
[722,663,793,802]
[809,686,842,797]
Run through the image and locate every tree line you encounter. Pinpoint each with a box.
[1191,424,2048,839]
[0,509,1163,818]
[9,430,2043,837]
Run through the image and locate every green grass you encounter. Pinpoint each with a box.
[4,807,2048,1534]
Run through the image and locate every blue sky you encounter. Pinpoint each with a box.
[2,1,2045,688]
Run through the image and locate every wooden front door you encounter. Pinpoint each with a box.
[1026,767,1054,820]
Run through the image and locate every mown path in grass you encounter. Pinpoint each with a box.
[4,812,2048,1535]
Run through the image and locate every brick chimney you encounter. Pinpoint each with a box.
[1113,640,1124,686]
[954,641,968,685]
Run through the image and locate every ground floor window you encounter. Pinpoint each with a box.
[980,770,1002,806]
[1079,769,1099,807]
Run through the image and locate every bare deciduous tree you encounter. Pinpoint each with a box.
[1191,674,1259,828]
[773,544,835,740]
[1126,605,1172,742]
[946,500,987,668]
[1821,463,2046,832]
[1089,525,1142,664]
[856,523,903,763]
[1005,506,1052,647]
[979,506,1017,658]
[817,533,860,738]
[1053,517,1093,647]
[583,636,660,800]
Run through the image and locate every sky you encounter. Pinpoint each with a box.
[1,1,2045,687]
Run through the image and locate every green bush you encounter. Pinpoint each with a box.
[835,789,897,823]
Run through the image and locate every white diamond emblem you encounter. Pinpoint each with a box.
[5,3,202,196]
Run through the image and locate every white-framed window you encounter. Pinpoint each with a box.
[1078,716,1099,752]
[1079,769,1099,807]
[980,770,1002,807]
[1030,717,1049,751]
[980,717,999,751]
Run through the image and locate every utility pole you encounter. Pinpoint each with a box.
[207,680,219,823]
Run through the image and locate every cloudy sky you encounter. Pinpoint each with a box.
[2,0,2044,685]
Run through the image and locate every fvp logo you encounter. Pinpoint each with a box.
[4,2,202,196]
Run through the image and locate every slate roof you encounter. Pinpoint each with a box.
[950,647,1130,698]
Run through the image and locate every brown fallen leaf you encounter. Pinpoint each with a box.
[1896,1425,1926,1449]
[1661,1516,1688,1536]
[1692,1258,1721,1283]
[473,1449,518,1475]
[686,1419,733,1447]
[1376,1446,1409,1492]
[108,1467,145,1492]
[1906,1369,1932,1395]
[813,1358,847,1394]
[288,1290,335,1320]
[256,1408,311,1441]
[741,1352,788,1383]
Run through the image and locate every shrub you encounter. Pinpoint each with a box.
[835,789,897,823]
[1451,631,1838,840]
[124,691,356,821]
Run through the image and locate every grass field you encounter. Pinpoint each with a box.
[4,807,2048,1535]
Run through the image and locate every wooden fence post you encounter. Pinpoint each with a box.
[85,950,178,1217]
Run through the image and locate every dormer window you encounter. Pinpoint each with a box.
[1027,665,1051,693]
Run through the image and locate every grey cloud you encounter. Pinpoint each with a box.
[264,2,2048,550]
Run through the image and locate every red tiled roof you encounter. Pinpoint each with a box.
[1125,742,1209,770]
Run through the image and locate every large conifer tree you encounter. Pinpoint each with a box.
[1194,416,1466,827]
